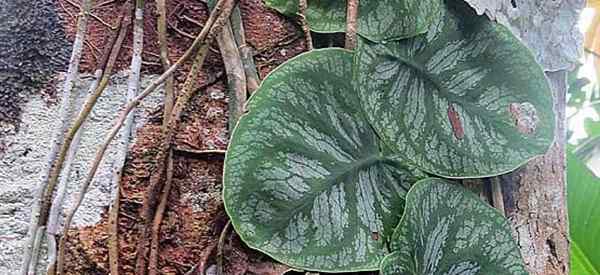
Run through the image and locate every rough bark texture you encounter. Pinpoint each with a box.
[500,71,570,275]
[463,1,584,274]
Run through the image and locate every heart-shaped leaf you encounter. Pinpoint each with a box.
[354,1,554,178]
[223,48,425,272]
[263,0,442,42]
[380,178,528,275]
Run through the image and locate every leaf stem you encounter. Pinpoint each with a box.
[345,0,359,50]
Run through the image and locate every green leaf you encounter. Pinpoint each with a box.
[354,1,554,178]
[568,152,600,275]
[223,48,425,272]
[381,178,528,275]
[263,0,442,42]
[585,118,600,138]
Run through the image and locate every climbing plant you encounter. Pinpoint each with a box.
[224,0,553,273]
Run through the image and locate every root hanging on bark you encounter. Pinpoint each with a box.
[54,2,134,274]
[148,150,174,275]
[137,42,212,275]
[107,1,146,274]
[38,0,132,252]
[216,221,231,275]
[19,1,93,274]
[217,19,247,132]
[230,4,260,94]
[125,1,238,274]
[156,0,175,129]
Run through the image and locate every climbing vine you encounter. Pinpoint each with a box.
[223,0,553,274]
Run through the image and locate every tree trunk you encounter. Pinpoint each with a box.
[464,1,584,274]
[501,71,569,275]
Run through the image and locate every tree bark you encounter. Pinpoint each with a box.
[462,1,582,274]
[499,71,570,275]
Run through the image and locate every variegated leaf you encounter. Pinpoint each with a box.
[380,178,528,275]
[263,0,442,41]
[354,1,554,178]
[223,49,425,272]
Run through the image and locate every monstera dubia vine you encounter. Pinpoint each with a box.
[223,0,553,273]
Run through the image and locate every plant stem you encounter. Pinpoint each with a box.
[45,76,93,274]
[54,1,134,274]
[137,43,211,274]
[148,150,173,275]
[133,1,237,273]
[218,19,247,132]
[156,0,175,128]
[19,1,92,274]
[217,221,231,275]
[345,0,359,50]
[107,1,145,275]
[38,0,131,240]
[230,4,260,94]
[298,0,313,51]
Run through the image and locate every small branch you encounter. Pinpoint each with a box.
[298,0,313,51]
[344,0,359,50]
[19,1,92,274]
[217,221,231,275]
[107,172,122,275]
[83,39,100,62]
[230,4,260,94]
[152,21,190,273]
[217,20,247,132]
